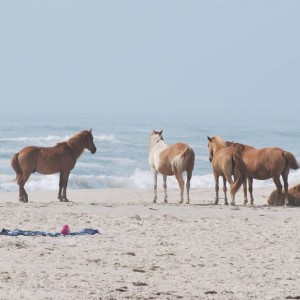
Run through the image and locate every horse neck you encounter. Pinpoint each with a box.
[67,137,86,159]
[149,138,168,154]
[213,142,225,154]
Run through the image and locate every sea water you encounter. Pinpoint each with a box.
[1,112,300,193]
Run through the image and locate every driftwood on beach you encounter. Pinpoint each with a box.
[268,184,300,206]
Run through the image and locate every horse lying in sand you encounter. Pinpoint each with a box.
[226,141,299,205]
[207,136,247,205]
[148,130,195,204]
[11,129,97,203]
[268,184,300,206]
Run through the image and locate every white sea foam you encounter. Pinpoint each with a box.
[3,168,299,193]
[0,134,121,144]
[94,134,122,143]
[0,135,64,143]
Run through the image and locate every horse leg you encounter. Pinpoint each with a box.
[214,173,219,205]
[186,170,192,204]
[282,170,290,206]
[61,171,71,202]
[227,176,236,206]
[174,171,185,204]
[272,176,283,206]
[151,168,158,203]
[58,172,63,201]
[243,178,248,205]
[163,174,168,203]
[248,177,254,205]
[222,176,228,205]
[17,172,30,203]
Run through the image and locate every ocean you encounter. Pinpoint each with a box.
[1,112,300,193]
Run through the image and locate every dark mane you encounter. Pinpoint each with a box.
[225,141,254,151]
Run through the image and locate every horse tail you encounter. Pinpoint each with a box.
[11,153,22,181]
[231,153,247,196]
[283,151,299,170]
[172,146,195,174]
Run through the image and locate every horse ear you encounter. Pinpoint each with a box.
[88,129,92,133]
[207,136,212,141]
[159,130,163,135]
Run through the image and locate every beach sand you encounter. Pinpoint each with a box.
[1,187,300,300]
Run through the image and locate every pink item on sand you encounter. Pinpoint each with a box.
[61,225,70,235]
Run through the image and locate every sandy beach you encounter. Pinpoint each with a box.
[1,187,300,300]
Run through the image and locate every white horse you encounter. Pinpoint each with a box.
[148,130,195,204]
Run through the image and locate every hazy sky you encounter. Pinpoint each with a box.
[1,1,300,120]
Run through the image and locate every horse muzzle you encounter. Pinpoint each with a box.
[91,147,97,154]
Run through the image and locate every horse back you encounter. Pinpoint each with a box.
[158,143,192,175]
[243,147,288,179]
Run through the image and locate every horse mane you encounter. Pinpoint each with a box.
[69,130,89,141]
[67,130,90,158]
[211,136,226,148]
[226,141,254,151]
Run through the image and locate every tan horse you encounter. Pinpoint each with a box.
[226,141,299,205]
[148,130,195,204]
[207,136,247,205]
[11,129,97,203]
[268,184,300,206]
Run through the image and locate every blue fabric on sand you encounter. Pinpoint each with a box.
[0,228,100,237]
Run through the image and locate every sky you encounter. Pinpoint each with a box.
[1,1,300,121]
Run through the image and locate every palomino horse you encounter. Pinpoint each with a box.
[207,136,247,205]
[148,130,195,204]
[226,141,299,205]
[11,129,97,203]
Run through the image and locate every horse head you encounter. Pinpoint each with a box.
[151,129,164,142]
[207,136,214,162]
[85,129,97,154]
[207,136,225,162]
[149,129,164,150]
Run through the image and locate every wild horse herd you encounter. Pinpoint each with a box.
[10,129,300,206]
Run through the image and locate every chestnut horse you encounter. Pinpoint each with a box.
[226,141,299,205]
[11,129,97,203]
[148,130,195,204]
[207,136,247,205]
[268,184,300,206]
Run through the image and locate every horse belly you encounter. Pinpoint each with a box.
[246,163,271,180]
[155,159,174,176]
[158,165,174,176]
[36,156,71,175]
[36,163,60,175]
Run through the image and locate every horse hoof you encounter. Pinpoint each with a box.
[224,202,228,205]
